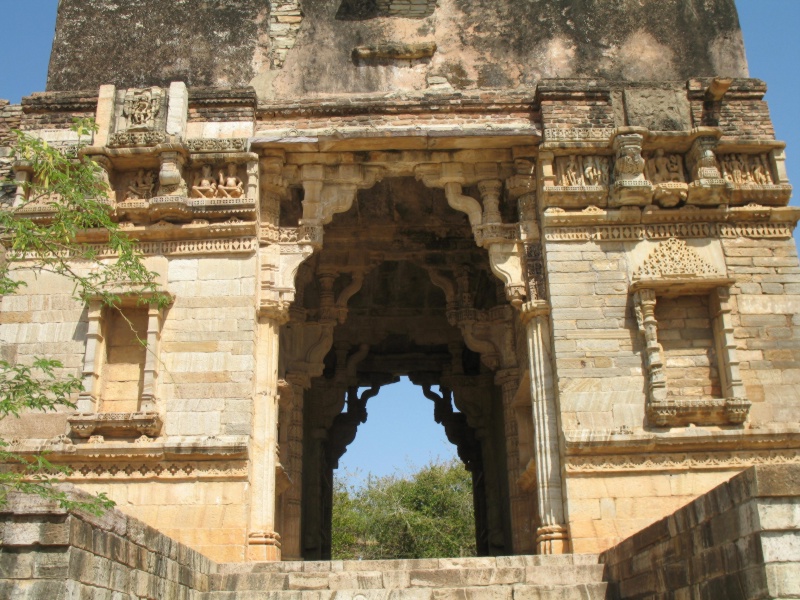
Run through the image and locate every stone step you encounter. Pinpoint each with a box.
[216,555,601,575]
[203,583,609,600]
[211,565,605,591]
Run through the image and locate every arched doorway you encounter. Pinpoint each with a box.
[274,177,537,560]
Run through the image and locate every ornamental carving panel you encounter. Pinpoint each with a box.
[634,237,721,280]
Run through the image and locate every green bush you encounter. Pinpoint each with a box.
[332,458,476,559]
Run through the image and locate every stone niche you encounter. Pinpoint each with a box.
[630,238,749,427]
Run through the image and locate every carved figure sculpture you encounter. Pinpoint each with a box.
[125,169,156,200]
[192,165,218,198]
[217,163,245,198]
[123,88,161,129]
[667,154,684,182]
[753,156,771,185]
[584,157,603,186]
[563,156,582,186]
[614,145,645,183]
[649,150,685,185]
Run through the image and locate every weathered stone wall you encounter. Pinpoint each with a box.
[47,0,748,98]
[550,233,800,553]
[0,100,23,206]
[47,0,269,92]
[0,487,214,599]
[601,464,800,599]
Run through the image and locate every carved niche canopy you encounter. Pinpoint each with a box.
[630,236,732,296]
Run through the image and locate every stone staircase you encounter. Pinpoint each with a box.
[206,555,608,600]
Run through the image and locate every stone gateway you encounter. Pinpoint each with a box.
[0,0,799,598]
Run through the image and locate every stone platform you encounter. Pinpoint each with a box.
[2,464,800,598]
[207,555,607,600]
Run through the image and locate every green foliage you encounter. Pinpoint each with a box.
[332,459,476,559]
[0,120,166,515]
[2,120,168,308]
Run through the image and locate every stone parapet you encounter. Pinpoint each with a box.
[601,464,800,599]
[0,486,216,599]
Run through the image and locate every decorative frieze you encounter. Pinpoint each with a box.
[543,154,610,208]
[63,460,248,481]
[108,130,168,148]
[543,221,797,242]
[185,137,248,153]
[718,152,792,206]
[543,127,614,143]
[565,449,800,474]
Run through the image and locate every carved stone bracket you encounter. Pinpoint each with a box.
[415,163,528,306]
[488,243,527,308]
[259,244,316,323]
[296,164,384,227]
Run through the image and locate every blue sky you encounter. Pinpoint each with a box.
[1,1,798,481]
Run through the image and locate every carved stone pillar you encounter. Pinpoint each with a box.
[12,167,30,208]
[77,299,103,413]
[278,372,309,560]
[711,287,749,422]
[478,179,503,224]
[520,300,569,554]
[247,310,285,561]
[139,303,161,412]
[449,376,507,556]
[633,288,667,406]
[496,367,535,554]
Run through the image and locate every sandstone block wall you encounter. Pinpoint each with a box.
[0,255,258,563]
[601,464,800,599]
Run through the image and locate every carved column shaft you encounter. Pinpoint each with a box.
[478,180,503,225]
[496,368,535,554]
[634,289,667,402]
[450,379,507,555]
[522,302,569,554]
[13,169,29,207]
[139,303,160,412]
[77,300,104,413]
[712,287,746,400]
[247,314,283,561]
[279,374,307,561]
